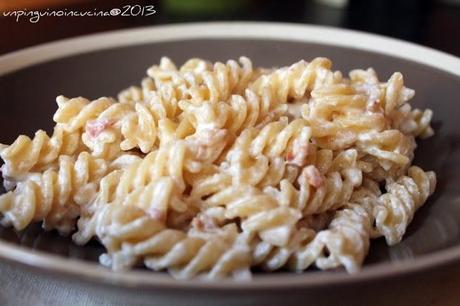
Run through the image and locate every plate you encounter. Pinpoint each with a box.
[1,22,460,305]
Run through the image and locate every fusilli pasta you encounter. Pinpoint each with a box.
[0,125,82,182]
[0,56,437,279]
[0,152,109,234]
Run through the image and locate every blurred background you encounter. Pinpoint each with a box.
[0,0,459,56]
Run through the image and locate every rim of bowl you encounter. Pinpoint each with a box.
[0,22,460,290]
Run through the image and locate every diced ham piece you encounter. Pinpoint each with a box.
[192,214,217,231]
[286,151,295,161]
[86,118,113,138]
[192,218,205,231]
[300,165,324,188]
[367,99,384,113]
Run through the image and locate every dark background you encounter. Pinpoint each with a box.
[0,0,459,57]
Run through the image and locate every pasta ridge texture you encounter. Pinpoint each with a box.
[373,166,436,245]
[0,125,82,181]
[289,203,372,273]
[250,58,343,103]
[92,203,251,279]
[0,152,108,234]
[302,83,388,150]
[223,118,313,186]
[146,56,255,104]
[262,149,363,216]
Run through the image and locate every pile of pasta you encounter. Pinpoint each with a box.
[0,56,436,279]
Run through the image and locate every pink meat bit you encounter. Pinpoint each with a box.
[86,118,114,138]
[367,99,383,113]
[285,151,295,161]
[300,165,324,188]
[286,140,309,167]
[192,218,205,231]
[148,208,166,222]
[192,214,217,231]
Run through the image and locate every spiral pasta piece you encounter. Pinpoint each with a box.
[119,78,182,122]
[250,227,315,271]
[53,96,115,132]
[264,149,363,215]
[373,166,436,245]
[187,118,313,196]
[0,125,82,182]
[55,93,192,155]
[54,96,142,156]
[117,76,156,105]
[179,89,288,137]
[147,56,254,104]
[119,81,202,153]
[302,83,388,150]
[250,57,342,103]
[349,67,434,139]
[356,130,415,181]
[73,164,197,246]
[202,184,301,247]
[226,89,288,134]
[91,203,251,279]
[111,143,188,199]
[84,138,209,214]
[289,203,372,273]
[118,85,144,105]
[254,179,380,272]
[408,108,434,138]
[177,102,233,164]
[224,118,313,185]
[382,72,415,116]
[0,152,108,234]
[119,102,158,153]
[391,104,434,139]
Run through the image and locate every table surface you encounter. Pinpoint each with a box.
[0,1,460,305]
